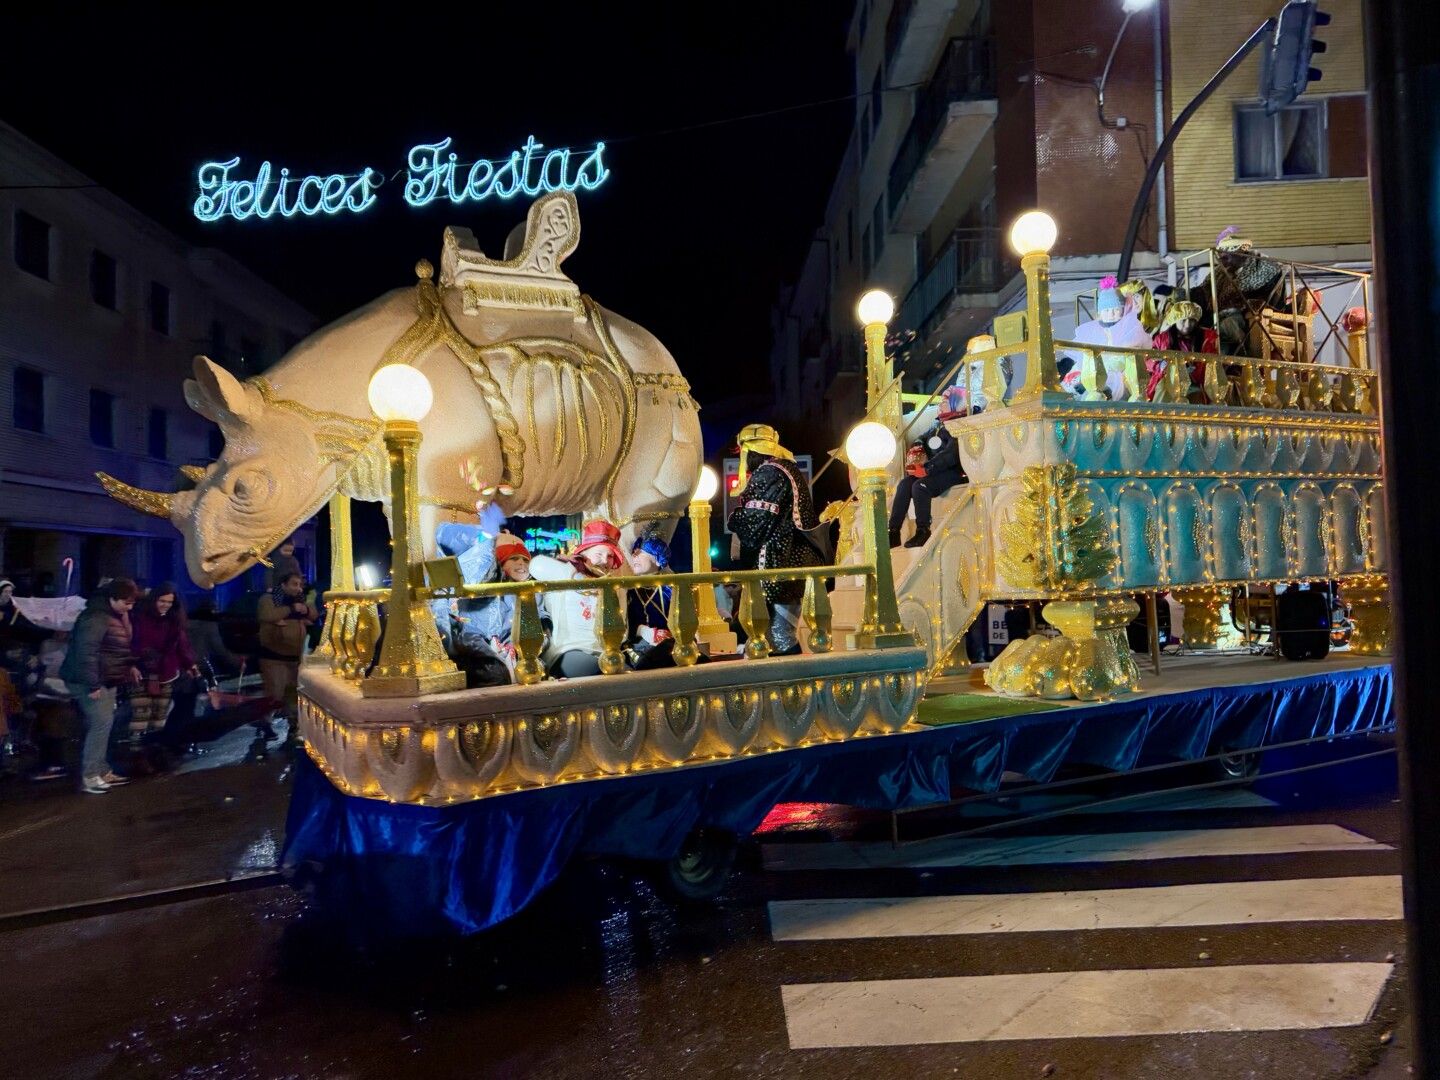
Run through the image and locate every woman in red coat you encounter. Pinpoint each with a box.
[130,583,199,738]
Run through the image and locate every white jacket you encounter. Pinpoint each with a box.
[529,555,603,666]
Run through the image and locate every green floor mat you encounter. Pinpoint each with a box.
[915,692,1061,727]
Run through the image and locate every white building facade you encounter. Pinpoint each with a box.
[0,120,318,600]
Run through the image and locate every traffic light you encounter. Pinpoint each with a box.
[1260,0,1331,115]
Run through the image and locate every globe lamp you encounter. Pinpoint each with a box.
[845,421,898,470]
[1008,211,1058,257]
[856,289,896,327]
[367,364,434,423]
[694,465,719,502]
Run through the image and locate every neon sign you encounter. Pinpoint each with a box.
[193,136,610,223]
[194,159,382,221]
[404,137,608,208]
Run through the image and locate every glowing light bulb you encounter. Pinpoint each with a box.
[856,289,895,326]
[367,363,433,422]
[845,421,898,469]
[694,465,719,502]
[1008,210,1058,257]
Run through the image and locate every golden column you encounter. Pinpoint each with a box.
[361,364,466,698]
[308,492,355,668]
[1007,211,1063,402]
[688,464,739,655]
[846,422,915,650]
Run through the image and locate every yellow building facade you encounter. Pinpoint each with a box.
[1169,0,1368,251]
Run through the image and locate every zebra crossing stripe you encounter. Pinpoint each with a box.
[768,875,1402,940]
[762,824,1389,872]
[781,962,1394,1047]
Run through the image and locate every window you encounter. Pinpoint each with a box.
[207,426,225,459]
[149,282,171,335]
[1234,101,1327,181]
[871,69,884,135]
[90,251,117,309]
[89,389,115,448]
[147,407,167,460]
[13,211,50,280]
[12,367,44,433]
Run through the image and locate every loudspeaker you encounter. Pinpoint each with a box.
[1275,587,1331,661]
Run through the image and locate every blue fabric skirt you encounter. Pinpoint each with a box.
[283,662,1393,939]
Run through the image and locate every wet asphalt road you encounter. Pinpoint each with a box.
[0,732,1411,1080]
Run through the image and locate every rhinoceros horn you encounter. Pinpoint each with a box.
[96,472,173,519]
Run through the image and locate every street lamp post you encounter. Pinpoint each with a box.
[687,465,738,655]
[361,363,466,698]
[846,421,914,650]
[1008,211,1062,402]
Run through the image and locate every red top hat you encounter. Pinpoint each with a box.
[570,519,627,569]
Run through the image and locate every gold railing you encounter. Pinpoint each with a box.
[420,564,879,686]
[1051,340,1377,414]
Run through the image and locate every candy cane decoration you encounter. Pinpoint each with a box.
[61,557,75,596]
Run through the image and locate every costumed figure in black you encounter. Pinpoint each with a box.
[725,424,822,656]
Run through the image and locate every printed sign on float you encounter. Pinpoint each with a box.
[193,136,610,223]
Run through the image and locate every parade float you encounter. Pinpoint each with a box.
[98,196,1392,939]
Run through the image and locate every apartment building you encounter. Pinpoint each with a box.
[0,120,318,599]
[771,0,1369,455]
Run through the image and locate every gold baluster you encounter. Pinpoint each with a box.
[353,599,380,679]
[1202,355,1228,405]
[597,585,627,674]
[1156,355,1187,403]
[325,598,347,676]
[981,352,1008,410]
[335,600,359,677]
[802,574,833,654]
[1273,364,1299,408]
[1301,371,1333,411]
[1238,361,1265,407]
[1354,372,1375,415]
[668,581,700,667]
[1335,371,1359,413]
[1117,351,1145,402]
[512,589,546,686]
[739,579,772,659]
[1079,347,1107,402]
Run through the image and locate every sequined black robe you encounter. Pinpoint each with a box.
[726,457,822,604]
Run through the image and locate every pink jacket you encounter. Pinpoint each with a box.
[132,609,196,683]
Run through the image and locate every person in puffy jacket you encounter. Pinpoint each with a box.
[130,582,199,740]
[59,579,141,793]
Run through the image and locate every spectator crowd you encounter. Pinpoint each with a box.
[0,541,318,795]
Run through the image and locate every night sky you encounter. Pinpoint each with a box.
[4,5,853,411]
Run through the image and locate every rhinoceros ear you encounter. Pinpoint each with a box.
[192,356,255,424]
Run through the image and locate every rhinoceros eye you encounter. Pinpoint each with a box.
[229,466,276,510]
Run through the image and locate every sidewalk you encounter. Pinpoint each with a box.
[0,714,294,918]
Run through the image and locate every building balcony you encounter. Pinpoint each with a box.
[898,226,1006,340]
[884,0,962,88]
[887,36,997,234]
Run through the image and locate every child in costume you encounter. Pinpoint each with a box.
[529,519,629,678]
[625,531,675,670]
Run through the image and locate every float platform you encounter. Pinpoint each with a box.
[282,652,1392,939]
